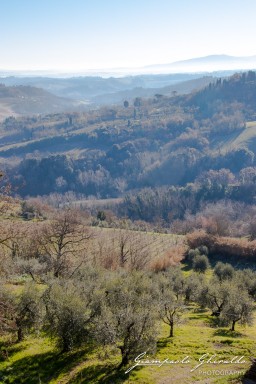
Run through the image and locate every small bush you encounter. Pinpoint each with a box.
[198,245,209,256]
[192,254,210,273]
[214,262,234,281]
[187,248,200,262]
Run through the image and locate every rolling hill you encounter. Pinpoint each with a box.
[1,70,256,199]
[0,72,227,105]
[0,84,87,120]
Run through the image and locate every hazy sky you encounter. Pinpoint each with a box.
[2,0,256,71]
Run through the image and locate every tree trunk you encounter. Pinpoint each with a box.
[15,317,24,342]
[17,326,24,342]
[231,320,236,331]
[61,337,72,353]
[169,321,174,337]
[54,270,59,278]
[117,346,129,369]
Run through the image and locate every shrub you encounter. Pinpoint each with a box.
[187,248,200,262]
[192,254,210,273]
[187,230,256,261]
[198,245,209,255]
[214,262,234,281]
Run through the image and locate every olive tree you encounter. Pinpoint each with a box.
[43,278,98,352]
[94,272,158,368]
[192,254,210,273]
[184,273,206,303]
[204,278,231,317]
[221,287,254,331]
[213,262,234,282]
[0,282,41,342]
[155,270,186,337]
[235,269,256,300]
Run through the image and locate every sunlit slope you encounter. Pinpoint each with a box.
[212,122,256,153]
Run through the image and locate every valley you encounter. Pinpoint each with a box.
[1,69,256,384]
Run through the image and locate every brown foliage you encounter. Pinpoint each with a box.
[150,245,186,272]
[187,230,256,260]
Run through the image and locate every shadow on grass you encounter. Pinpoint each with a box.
[0,346,91,384]
[192,307,208,314]
[71,364,129,384]
[207,254,256,271]
[157,338,172,351]
[213,329,243,338]
[204,315,223,328]
[187,315,209,321]
[0,344,25,363]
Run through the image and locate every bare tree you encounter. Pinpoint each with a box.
[0,221,30,259]
[40,209,92,277]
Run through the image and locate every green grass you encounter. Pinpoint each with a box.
[1,305,255,384]
[1,256,255,384]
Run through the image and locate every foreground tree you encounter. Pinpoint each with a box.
[204,278,231,317]
[155,271,186,337]
[221,288,254,331]
[0,283,41,342]
[43,279,98,352]
[159,290,185,337]
[15,283,42,342]
[235,269,256,300]
[184,273,206,303]
[94,272,158,368]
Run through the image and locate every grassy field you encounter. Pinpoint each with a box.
[0,303,255,383]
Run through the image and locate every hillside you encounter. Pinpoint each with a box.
[0,71,256,200]
[92,76,214,104]
[0,84,87,120]
[0,72,228,105]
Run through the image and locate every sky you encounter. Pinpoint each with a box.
[1,0,256,71]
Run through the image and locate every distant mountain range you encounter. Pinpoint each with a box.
[1,54,256,119]
[146,55,256,73]
[1,54,256,77]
